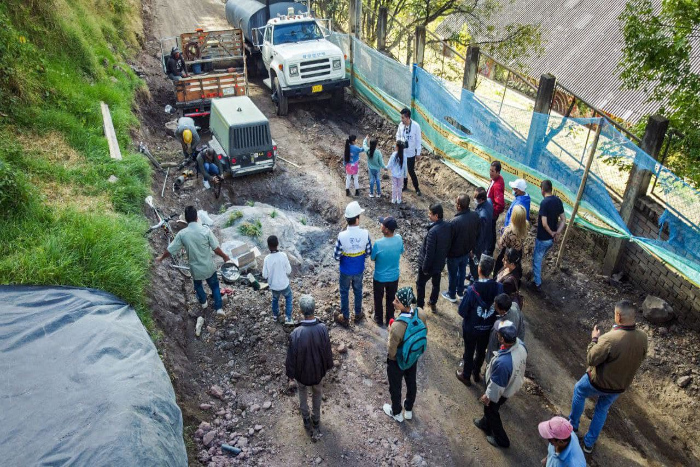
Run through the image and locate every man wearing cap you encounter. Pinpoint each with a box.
[456,255,503,386]
[167,47,188,80]
[473,320,527,449]
[416,203,451,312]
[486,293,525,365]
[334,201,372,327]
[286,295,334,439]
[531,179,566,293]
[538,416,586,466]
[503,178,531,228]
[568,299,648,453]
[383,287,428,422]
[371,216,404,326]
[472,187,493,281]
[442,194,480,303]
[175,116,200,160]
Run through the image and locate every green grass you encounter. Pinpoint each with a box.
[300,216,308,225]
[246,200,255,207]
[270,209,278,219]
[238,219,263,238]
[225,210,243,227]
[0,0,153,328]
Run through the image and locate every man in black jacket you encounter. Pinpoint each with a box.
[166,47,188,81]
[285,295,333,438]
[416,203,452,312]
[442,194,480,303]
[471,187,494,281]
[456,255,503,387]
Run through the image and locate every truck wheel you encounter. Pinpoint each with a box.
[331,89,344,109]
[274,77,288,116]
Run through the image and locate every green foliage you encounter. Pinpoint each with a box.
[270,209,278,219]
[0,0,153,328]
[246,200,255,207]
[238,219,263,238]
[619,0,700,187]
[300,216,308,225]
[225,210,243,227]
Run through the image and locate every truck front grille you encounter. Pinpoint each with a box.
[300,58,331,79]
[231,125,271,152]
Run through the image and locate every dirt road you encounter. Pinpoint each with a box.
[136,1,700,465]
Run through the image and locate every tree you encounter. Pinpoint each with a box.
[618,0,700,187]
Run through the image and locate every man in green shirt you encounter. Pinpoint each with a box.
[158,206,230,315]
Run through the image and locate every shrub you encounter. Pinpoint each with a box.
[238,219,262,238]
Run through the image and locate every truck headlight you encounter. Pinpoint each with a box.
[290,65,298,76]
[332,59,341,70]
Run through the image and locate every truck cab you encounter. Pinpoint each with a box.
[261,12,349,115]
[208,96,277,177]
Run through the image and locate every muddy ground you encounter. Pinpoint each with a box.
[130,0,700,465]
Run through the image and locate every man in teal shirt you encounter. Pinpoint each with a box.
[371,217,404,326]
[158,206,230,316]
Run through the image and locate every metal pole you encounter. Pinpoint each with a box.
[161,168,169,198]
[555,121,604,269]
[498,70,510,116]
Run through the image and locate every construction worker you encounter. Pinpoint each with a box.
[175,116,200,159]
[167,47,188,80]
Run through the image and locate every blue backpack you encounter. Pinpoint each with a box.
[396,309,428,370]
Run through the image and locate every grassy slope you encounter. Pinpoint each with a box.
[0,0,154,328]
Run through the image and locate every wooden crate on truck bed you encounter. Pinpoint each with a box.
[175,70,247,106]
[180,29,245,64]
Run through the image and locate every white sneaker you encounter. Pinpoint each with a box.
[200,300,208,309]
[369,193,374,198]
[403,400,412,419]
[203,180,211,189]
[383,403,404,422]
[216,309,225,316]
[284,317,294,325]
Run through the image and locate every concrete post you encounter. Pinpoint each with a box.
[602,114,670,274]
[377,7,387,52]
[462,45,480,91]
[414,26,426,68]
[524,74,556,166]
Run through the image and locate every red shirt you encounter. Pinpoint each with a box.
[487,175,505,217]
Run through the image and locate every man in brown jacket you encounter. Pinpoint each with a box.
[383,287,428,423]
[568,299,648,453]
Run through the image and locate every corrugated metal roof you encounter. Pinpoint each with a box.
[435,0,700,124]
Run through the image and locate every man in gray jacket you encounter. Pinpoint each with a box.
[473,321,527,448]
[485,294,525,365]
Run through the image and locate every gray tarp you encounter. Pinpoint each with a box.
[0,286,187,466]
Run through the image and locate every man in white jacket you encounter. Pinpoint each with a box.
[263,235,293,324]
[395,108,422,196]
[473,320,527,448]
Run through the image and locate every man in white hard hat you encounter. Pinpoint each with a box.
[333,201,372,327]
[503,178,530,228]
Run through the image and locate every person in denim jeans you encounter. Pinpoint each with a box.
[263,235,293,324]
[531,180,565,292]
[158,206,230,316]
[364,136,386,198]
[569,300,648,453]
[442,194,480,303]
[334,201,372,327]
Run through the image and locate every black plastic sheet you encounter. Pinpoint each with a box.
[0,286,187,466]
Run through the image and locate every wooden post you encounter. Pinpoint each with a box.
[525,74,556,166]
[555,121,603,269]
[348,0,357,37]
[462,45,480,91]
[601,115,669,274]
[414,26,426,68]
[376,7,387,52]
[100,102,122,160]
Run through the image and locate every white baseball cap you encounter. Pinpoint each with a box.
[509,179,527,192]
[344,201,365,218]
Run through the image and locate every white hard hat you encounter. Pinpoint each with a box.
[344,201,365,218]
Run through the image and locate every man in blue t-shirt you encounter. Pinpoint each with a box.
[531,180,566,292]
[371,216,404,326]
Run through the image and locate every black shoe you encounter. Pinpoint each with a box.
[472,372,481,383]
[473,417,488,433]
[487,435,506,448]
[456,371,472,387]
[355,189,360,196]
[355,312,365,323]
[416,190,422,196]
[346,189,351,196]
[402,187,408,192]
[303,416,312,432]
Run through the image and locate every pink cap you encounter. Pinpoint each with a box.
[538,416,573,440]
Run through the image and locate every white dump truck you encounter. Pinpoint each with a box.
[226,0,349,115]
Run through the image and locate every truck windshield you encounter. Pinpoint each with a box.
[273,22,324,45]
